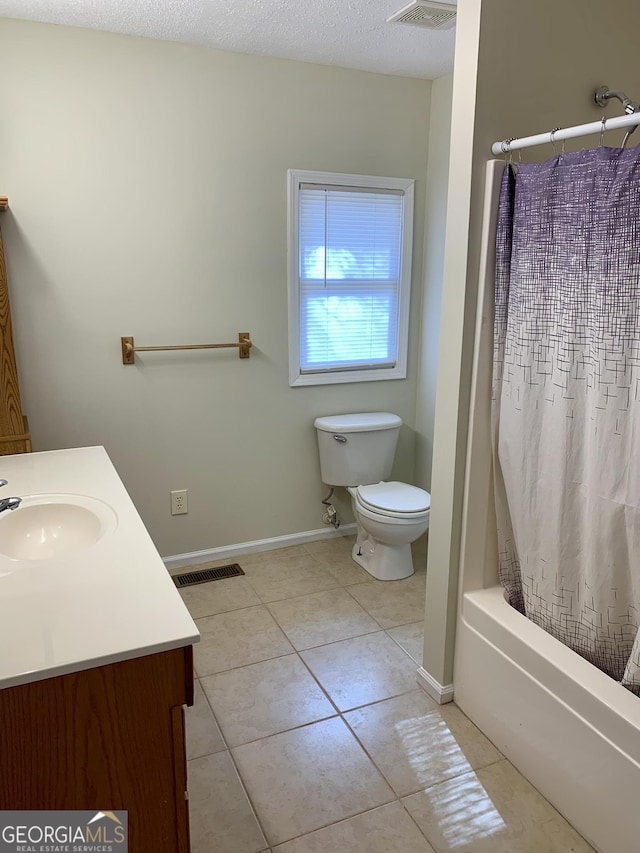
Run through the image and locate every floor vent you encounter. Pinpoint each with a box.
[173,564,245,588]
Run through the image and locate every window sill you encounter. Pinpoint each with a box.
[289,366,406,387]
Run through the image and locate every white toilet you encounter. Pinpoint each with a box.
[314,412,430,581]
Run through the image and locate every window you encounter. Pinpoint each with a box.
[287,169,414,386]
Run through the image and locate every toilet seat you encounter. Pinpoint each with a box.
[355,481,431,519]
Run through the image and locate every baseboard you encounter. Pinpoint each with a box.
[164,523,358,573]
[416,666,455,704]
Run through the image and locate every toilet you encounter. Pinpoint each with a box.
[314,412,430,581]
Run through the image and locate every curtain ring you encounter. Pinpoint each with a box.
[622,127,636,149]
[501,137,514,160]
[501,137,515,165]
[600,117,607,147]
[550,128,561,156]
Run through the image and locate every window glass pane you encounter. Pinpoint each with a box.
[299,189,403,283]
[298,186,403,373]
[300,283,398,371]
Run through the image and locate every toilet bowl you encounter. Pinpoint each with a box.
[348,481,430,581]
[314,412,430,581]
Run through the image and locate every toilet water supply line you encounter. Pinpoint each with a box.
[321,488,340,529]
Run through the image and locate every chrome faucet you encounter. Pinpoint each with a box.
[0,480,21,513]
[0,497,21,513]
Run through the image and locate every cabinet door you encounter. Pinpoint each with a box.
[0,647,193,853]
[172,704,191,853]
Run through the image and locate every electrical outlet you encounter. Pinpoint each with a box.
[171,489,189,516]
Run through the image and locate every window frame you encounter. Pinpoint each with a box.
[287,169,415,387]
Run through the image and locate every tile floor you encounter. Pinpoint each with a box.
[178,534,594,853]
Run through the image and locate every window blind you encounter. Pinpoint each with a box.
[298,184,404,373]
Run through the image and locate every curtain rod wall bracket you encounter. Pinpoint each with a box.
[595,85,640,115]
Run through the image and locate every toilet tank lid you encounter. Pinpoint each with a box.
[314,413,402,433]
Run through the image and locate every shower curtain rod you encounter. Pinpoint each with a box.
[491,111,640,155]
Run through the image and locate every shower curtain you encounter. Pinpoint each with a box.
[493,147,640,694]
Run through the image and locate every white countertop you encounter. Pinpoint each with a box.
[0,446,199,689]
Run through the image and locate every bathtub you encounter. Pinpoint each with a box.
[452,160,640,852]
[455,586,640,853]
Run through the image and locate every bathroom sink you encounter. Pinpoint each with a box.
[0,494,118,561]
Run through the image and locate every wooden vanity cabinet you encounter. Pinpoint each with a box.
[0,645,194,853]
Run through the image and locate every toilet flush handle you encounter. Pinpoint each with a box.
[333,434,347,443]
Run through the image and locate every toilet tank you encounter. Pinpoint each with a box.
[314,412,402,486]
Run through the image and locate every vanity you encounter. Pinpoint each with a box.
[0,446,199,852]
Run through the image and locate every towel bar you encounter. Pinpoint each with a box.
[121,333,252,364]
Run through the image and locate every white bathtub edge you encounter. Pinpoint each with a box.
[454,585,640,853]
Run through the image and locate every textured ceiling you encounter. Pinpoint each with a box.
[0,0,456,79]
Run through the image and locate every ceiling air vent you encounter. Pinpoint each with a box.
[387,0,457,30]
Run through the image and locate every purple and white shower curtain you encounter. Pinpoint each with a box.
[493,147,640,694]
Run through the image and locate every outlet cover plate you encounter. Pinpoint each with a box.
[171,489,189,515]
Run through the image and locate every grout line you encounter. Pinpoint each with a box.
[184,583,421,624]
[338,685,426,715]
[199,681,425,751]
[197,653,340,747]
[194,676,230,751]
[198,650,299,679]
[194,646,295,679]
[294,649,343,718]
[340,584,388,630]
[263,607,382,653]
[398,798,437,848]
[191,677,287,848]
[383,629,422,665]
[223,716,404,849]
[192,602,265,624]
[181,599,265,621]
[287,624,382,652]
[386,617,427,629]
[183,540,440,848]
[198,685,274,847]
[292,627,421,671]
[267,800,402,848]
[188,694,496,852]
[339,711,403,795]
[223,747,272,849]
[183,540,566,853]
[295,627,388,655]
[228,714,341,753]
[252,578,350,607]
[225,711,340,749]
[184,692,271,851]
[185,749,270,852]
